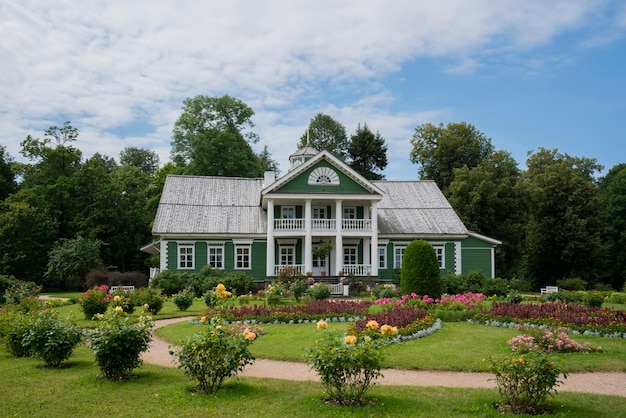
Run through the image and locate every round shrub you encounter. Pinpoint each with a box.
[150,270,187,296]
[0,306,35,357]
[79,285,111,319]
[110,292,135,314]
[400,240,441,298]
[170,320,255,394]
[23,311,83,367]
[173,291,194,311]
[290,279,308,302]
[307,283,331,300]
[482,277,509,297]
[556,277,588,291]
[3,280,42,305]
[89,309,153,380]
[221,271,255,296]
[371,283,396,300]
[583,291,604,308]
[137,288,165,315]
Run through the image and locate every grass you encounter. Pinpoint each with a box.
[157,320,626,373]
[2,345,626,417]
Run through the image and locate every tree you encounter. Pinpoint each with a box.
[120,147,160,176]
[447,150,526,278]
[0,146,17,200]
[0,201,58,282]
[256,145,280,174]
[400,240,441,298]
[298,113,349,160]
[46,236,104,290]
[410,122,494,193]
[523,148,603,290]
[347,123,388,180]
[598,164,626,289]
[171,95,264,177]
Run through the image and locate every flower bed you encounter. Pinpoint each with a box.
[376,292,485,310]
[352,306,441,342]
[473,301,626,337]
[208,299,373,324]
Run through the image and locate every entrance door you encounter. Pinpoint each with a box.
[312,253,327,276]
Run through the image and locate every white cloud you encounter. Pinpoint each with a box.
[0,0,615,175]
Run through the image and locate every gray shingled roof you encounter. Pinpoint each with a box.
[373,180,468,236]
[152,175,266,235]
[153,175,468,237]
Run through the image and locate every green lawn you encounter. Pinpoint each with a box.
[156,320,626,373]
[1,345,625,418]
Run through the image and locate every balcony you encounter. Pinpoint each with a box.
[274,218,371,232]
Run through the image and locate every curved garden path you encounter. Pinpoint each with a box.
[142,317,626,397]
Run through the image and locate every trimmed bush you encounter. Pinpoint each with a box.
[557,277,588,291]
[136,288,165,315]
[89,309,153,380]
[22,310,83,367]
[173,291,194,311]
[400,240,441,298]
[79,285,111,319]
[584,291,604,308]
[307,283,331,300]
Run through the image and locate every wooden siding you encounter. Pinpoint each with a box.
[275,160,369,193]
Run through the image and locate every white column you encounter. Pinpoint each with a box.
[335,199,343,275]
[304,199,312,274]
[266,200,275,277]
[371,202,378,276]
[160,240,168,271]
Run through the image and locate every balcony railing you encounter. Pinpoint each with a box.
[274,264,305,276]
[274,218,371,231]
[342,264,372,276]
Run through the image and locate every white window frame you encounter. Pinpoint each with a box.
[343,246,357,266]
[177,242,195,270]
[343,207,356,219]
[393,243,409,269]
[235,244,252,270]
[378,245,387,269]
[281,206,295,219]
[312,206,326,219]
[207,242,225,269]
[433,244,445,269]
[279,245,295,266]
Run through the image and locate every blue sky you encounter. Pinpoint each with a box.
[1,1,625,180]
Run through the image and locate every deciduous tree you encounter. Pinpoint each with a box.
[347,123,388,180]
[298,113,349,160]
[598,163,626,289]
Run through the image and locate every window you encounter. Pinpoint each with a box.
[434,245,445,269]
[235,245,251,269]
[378,246,387,269]
[394,245,406,269]
[312,207,326,219]
[308,167,340,185]
[208,246,223,269]
[343,247,357,266]
[281,206,295,219]
[279,246,295,266]
[343,207,356,219]
[178,243,194,269]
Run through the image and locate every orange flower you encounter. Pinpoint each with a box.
[344,335,357,345]
[244,330,256,341]
[200,316,207,323]
[316,320,328,330]
[380,324,399,337]
[366,320,379,330]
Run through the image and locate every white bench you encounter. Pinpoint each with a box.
[541,286,559,294]
[110,285,135,293]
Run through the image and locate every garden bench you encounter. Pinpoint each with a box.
[109,285,135,293]
[540,286,559,294]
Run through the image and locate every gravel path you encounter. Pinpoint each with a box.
[142,317,626,397]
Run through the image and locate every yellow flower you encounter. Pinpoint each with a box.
[113,295,122,302]
[344,335,357,345]
[380,324,398,337]
[94,313,104,320]
[114,306,123,314]
[216,283,226,292]
[244,330,256,341]
[316,320,328,330]
[200,316,207,323]
[366,320,379,330]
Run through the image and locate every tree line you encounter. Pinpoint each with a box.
[0,95,623,292]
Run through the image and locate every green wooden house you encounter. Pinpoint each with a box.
[144,147,501,284]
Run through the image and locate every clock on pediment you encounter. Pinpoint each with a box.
[308,167,340,185]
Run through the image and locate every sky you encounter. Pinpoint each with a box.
[1,1,625,180]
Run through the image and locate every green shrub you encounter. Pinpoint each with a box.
[440,271,464,294]
[203,289,219,307]
[173,291,194,311]
[400,240,441,298]
[221,271,255,296]
[265,283,286,305]
[170,319,255,394]
[464,269,486,293]
[583,291,604,308]
[307,283,331,301]
[136,288,165,315]
[482,277,509,297]
[89,309,153,380]
[371,283,396,300]
[79,285,111,319]
[290,279,308,302]
[306,329,384,405]
[491,351,567,414]
[608,292,626,304]
[0,274,19,303]
[0,305,37,357]
[506,291,523,304]
[110,292,135,314]
[556,277,588,291]
[276,265,304,285]
[22,310,83,367]
[4,281,42,305]
[150,270,187,296]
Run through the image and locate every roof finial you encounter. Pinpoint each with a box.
[307,129,310,146]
